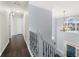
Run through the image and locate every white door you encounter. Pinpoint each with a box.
[16,17,23,34]
[11,12,23,37]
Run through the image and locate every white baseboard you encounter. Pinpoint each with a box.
[0,39,9,56]
[56,48,65,57]
[27,44,34,57]
[24,38,34,57]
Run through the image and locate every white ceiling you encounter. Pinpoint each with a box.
[0,1,28,11]
[29,1,79,18]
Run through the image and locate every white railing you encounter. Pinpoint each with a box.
[30,31,39,57]
[29,31,54,57]
[42,40,54,57]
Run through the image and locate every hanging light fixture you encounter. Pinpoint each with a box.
[60,10,70,32]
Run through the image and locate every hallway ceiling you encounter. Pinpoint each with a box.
[0,1,28,11]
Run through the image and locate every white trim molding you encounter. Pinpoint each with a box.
[0,39,9,56]
[56,48,65,57]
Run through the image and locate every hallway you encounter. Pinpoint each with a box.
[1,35,31,57]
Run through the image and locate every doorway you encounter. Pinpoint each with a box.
[10,12,24,38]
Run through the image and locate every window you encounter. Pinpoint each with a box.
[68,23,75,31]
[60,17,79,32]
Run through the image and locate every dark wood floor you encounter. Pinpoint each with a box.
[1,34,31,57]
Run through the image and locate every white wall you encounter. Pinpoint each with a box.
[0,2,28,56]
[29,5,53,56]
[23,11,29,45]
[0,10,9,56]
[56,16,79,56]
[55,17,66,56]
[29,5,52,47]
[30,1,79,18]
